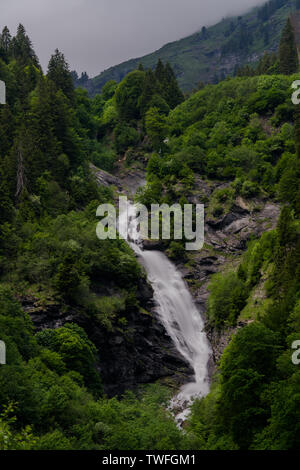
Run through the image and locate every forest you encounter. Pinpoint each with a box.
[0,11,300,451]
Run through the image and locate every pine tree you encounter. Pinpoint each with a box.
[278,18,299,75]
[164,62,184,108]
[138,69,159,116]
[11,24,39,68]
[154,59,165,83]
[0,26,11,61]
[154,60,183,109]
[47,49,75,103]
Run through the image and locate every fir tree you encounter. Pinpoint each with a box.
[47,49,75,103]
[154,59,165,83]
[154,60,183,109]
[11,24,39,68]
[278,18,299,75]
[0,26,11,53]
[0,26,11,61]
[138,69,159,116]
[164,62,184,108]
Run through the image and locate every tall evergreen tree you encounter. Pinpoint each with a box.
[278,18,299,75]
[47,49,75,103]
[154,59,165,83]
[138,69,159,116]
[0,26,11,53]
[0,26,11,61]
[154,60,184,109]
[164,62,184,108]
[11,24,39,68]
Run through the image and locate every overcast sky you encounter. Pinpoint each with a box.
[1,0,266,77]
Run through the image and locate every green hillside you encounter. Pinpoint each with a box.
[1,12,300,450]
[80,0,296,95]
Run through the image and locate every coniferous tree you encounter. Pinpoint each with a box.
[0,26,11,61]
[154,60,184,109]
[201,26,207,39]
[278,18,299,75]
[164,62,184,108]
[11,24,39,68]
[138,69,159,116]
[47,49,75,103]
[0,26,11,53]
[154,59,165,83]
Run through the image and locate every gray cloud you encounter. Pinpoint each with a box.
[1,0,266,76]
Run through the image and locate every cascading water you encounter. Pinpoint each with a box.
[118,199,212,423]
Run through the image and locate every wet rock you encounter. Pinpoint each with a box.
[173,190,281,368]
[90,163,122,189]
[142,239,164,251]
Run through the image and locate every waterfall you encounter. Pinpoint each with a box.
[118,199,212,422]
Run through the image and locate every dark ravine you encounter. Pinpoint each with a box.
[93,166,280,376]
[24,166,280,397]
[23,166,194,397]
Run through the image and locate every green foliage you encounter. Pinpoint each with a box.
[278,18,299,75]
[145,107,168,150]
[2,17,300,452]
[47,49,75,102]
[114,122,140,154]
[207,271,248,329]
[115,70,145,121]
[94,386,187,450]
[36,323,102,395]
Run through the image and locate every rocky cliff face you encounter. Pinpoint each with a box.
[23,276,193,397]
[90,167,280,373]
[175,177,280,366]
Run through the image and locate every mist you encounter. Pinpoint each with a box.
[1,0,267,76]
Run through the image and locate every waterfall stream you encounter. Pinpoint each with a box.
[118,199,212,423]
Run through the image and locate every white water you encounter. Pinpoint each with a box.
[119,200,211,422]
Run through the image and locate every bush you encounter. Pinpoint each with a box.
[241,180,259,198]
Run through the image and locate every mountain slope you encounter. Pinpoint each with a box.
[81,0,295,95]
